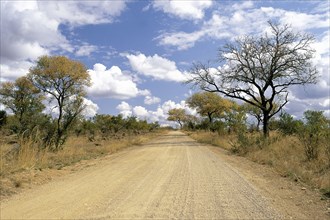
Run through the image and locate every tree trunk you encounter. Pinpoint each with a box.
[55,97,63,150]
[178,120,183,129]
[256,118,260,131]
[208,112,213,123]
[262,112,270,137]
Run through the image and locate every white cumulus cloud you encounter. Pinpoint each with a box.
[82,98,99,118]
[116,101,132,118]
[0,0,127,81]
[133,106,149,118]
[87,63,145,99]
[125,53,189,82]
[152,0,212,20]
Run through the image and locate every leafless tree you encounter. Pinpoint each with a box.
[187,22,318,137]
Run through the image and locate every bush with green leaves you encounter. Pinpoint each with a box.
[299,110,329,161]
[277,112,303,135]
[230,132,252,155]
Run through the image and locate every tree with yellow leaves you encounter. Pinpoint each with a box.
[167,108,187,129]
[186,92,233,123]
[28,55,90,150]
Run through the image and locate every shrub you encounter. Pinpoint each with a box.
[277,112,303,135]
[230,132,251,155]
[298,110,328,161]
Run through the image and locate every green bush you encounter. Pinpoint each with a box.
[298,110,328,161]
[277,112,303,135]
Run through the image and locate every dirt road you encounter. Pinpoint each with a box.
[0,131,326,219]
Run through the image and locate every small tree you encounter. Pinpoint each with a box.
[167,108,187,129]
[186,92,233,123]
[187,22,318,137]
[0,76,45,133]
[28,55,90,150]
[225,104,247,134]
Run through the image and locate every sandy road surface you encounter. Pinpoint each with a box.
[1,131,286,219]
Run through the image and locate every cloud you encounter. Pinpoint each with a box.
[82,98,99,118]
[152,0,212,20]
[288,30,329,116]
[276,9,329,31]
[125,53,189,82]
[284,93,330,119]
[116,101,132,118]
[0,1,67,62]
[133,106,149,118]
[87,63,146,99]
[0,61,34,80]
[75,44,98,57]
[231,1,254,11]
[37,1,127,26]
[157,31,205,50]
[157,4,329,50]
[0,0,126,81]
[144,95,161,105]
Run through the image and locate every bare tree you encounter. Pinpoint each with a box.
[187,22,318,137]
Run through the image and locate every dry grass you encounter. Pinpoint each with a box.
[186,131,232,150]
[0,131,164,198]
[187,131,330,194]
[0,131,163,177]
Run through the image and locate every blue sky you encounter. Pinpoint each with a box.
[1,1,329,126]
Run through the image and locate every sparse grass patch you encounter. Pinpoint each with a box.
[188,130,330,194]
[186,131,232,150]
[0,130,164,197]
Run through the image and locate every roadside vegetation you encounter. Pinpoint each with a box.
[0,56,161,197]
[184,111,330,197]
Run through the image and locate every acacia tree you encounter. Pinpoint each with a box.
[186,92,233,123]
[187,22,318,137]
[28,55,90,150]
[0,76,45,133]
[167,108,187,129]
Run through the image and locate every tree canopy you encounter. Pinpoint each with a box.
[0,76,45,133]
[167,108,187,129]
[186,92,233,123]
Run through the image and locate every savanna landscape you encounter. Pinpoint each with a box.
[1,1,330,219]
